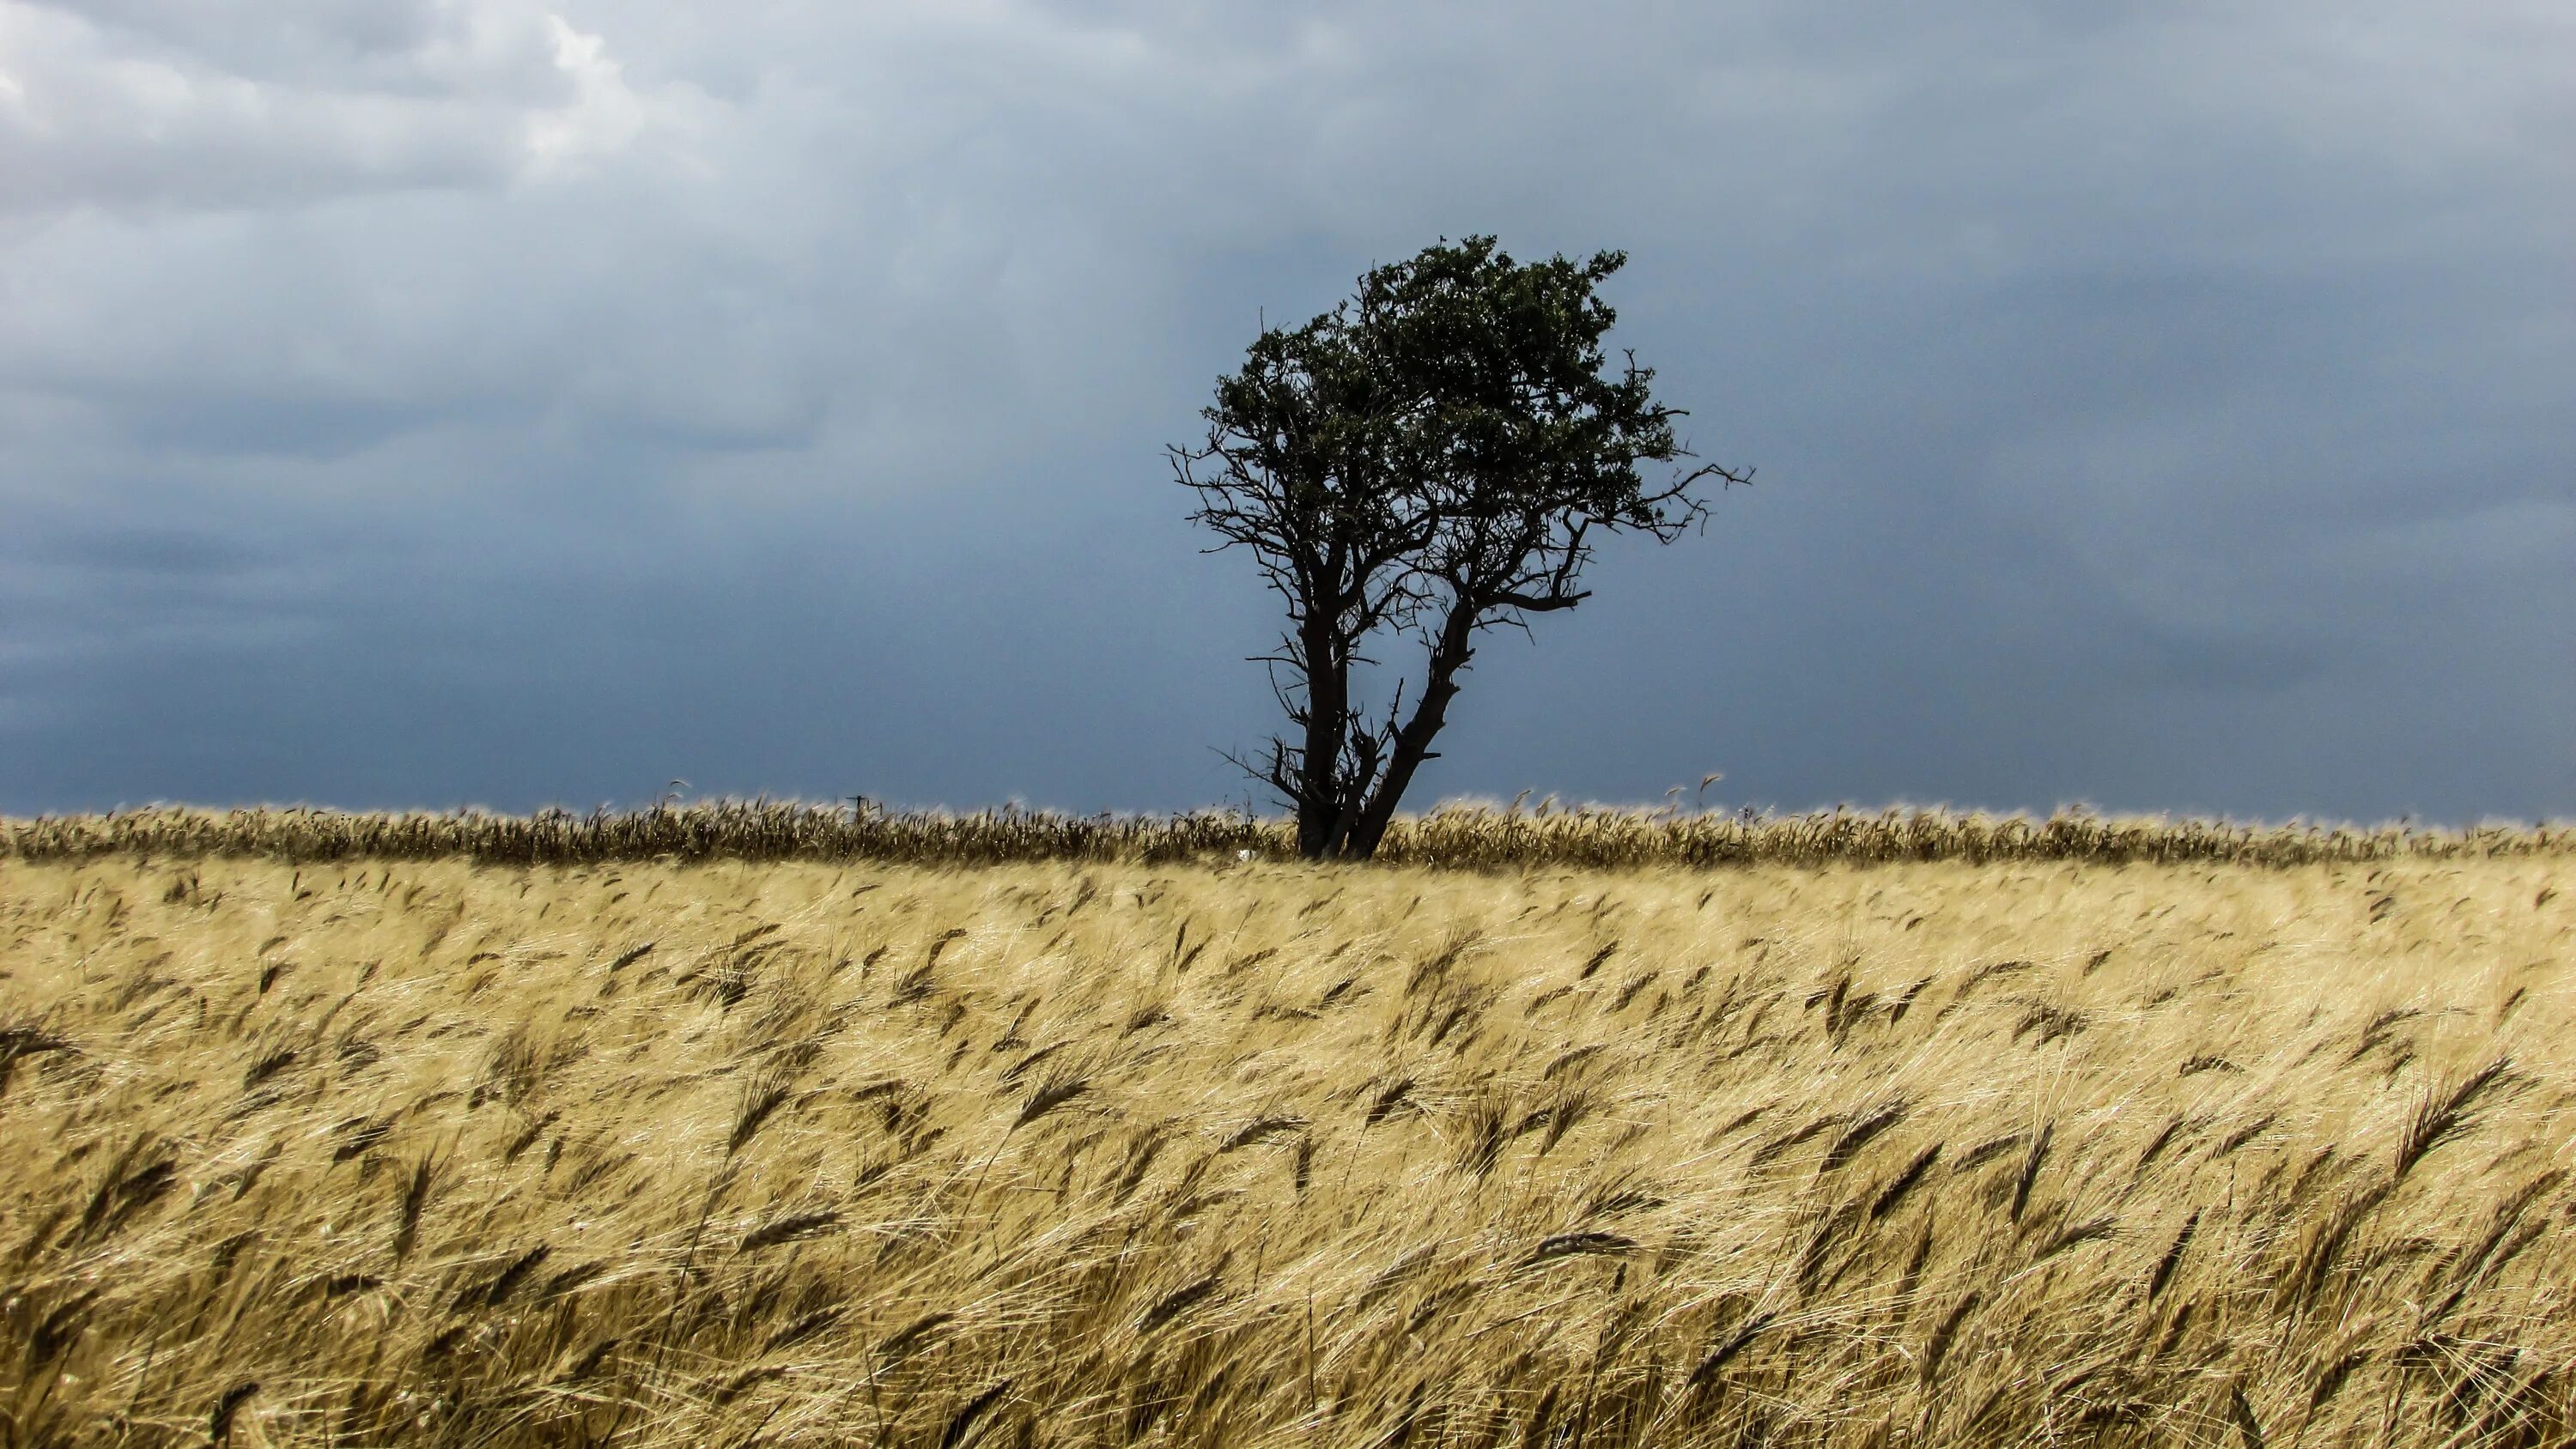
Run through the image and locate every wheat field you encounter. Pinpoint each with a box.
[4,844,2573,1446]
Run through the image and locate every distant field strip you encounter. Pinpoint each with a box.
[3,855,2572,1446]
[7,802,2572,868]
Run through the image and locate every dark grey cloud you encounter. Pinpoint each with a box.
[2,0,2568,824]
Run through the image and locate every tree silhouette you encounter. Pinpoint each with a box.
[1176,236,1748,859]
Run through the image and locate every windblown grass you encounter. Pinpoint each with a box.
[3,851,2572,1446]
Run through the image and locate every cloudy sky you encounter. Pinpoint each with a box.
[3,1,2569,825]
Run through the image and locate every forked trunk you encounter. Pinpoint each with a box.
[1340,599,1479,860]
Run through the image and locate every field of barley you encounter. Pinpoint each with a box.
[4,830,2573,1446]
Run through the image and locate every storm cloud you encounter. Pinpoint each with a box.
[3,0,2569,823]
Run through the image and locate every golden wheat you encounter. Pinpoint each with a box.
[2,846,2571,1446]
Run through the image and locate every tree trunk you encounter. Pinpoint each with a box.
[1340,597,1478,859]
[1298,602,1360,859]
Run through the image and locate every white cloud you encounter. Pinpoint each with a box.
[0,0,720,216]
[520,12,710,180]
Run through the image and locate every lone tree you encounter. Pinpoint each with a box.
[1176,236,1748,860]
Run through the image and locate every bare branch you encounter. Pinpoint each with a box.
[1486,589,1593,613]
